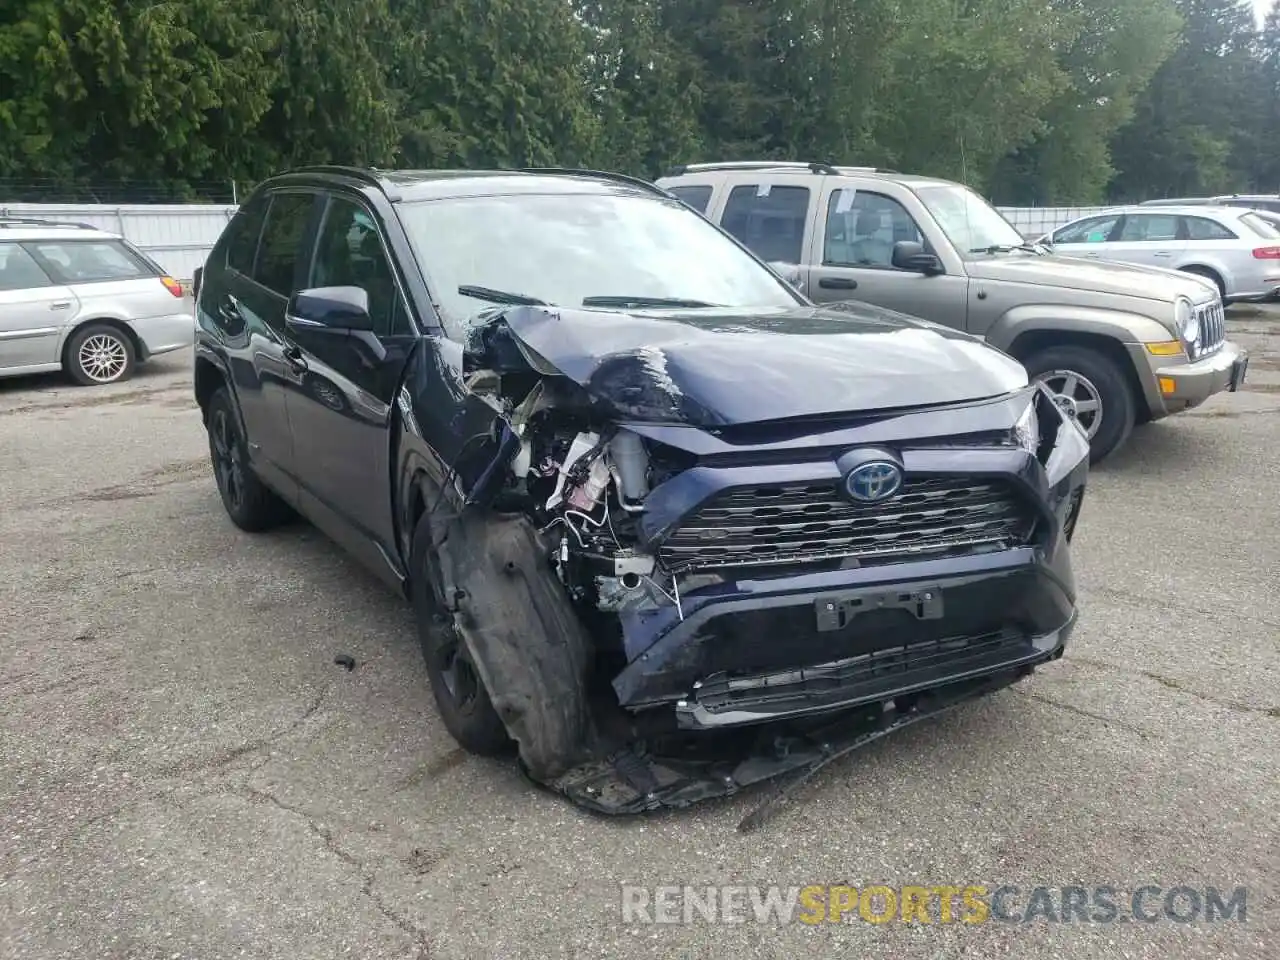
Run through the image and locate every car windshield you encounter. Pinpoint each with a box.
[914,184,1028,255]
[396,191,802,333]
[1240,212,1280,239]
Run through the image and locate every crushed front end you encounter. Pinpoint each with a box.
[447,305,1089,816]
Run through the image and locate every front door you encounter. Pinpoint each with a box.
[0,242,78,371]
[281,193,417,581]
[807,185,969,329]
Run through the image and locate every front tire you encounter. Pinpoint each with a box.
[1024,345,1136,464]
[65,324,136,386]
[206,387,292,531]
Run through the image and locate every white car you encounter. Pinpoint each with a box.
[0,217,195,385]
[1041,204,1280,303]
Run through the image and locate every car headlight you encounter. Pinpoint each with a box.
[1013,398,1039,454]
[1175,296,1200,348]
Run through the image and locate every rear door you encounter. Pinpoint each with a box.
[0,242,78,371]
[22,237,171,327]
[281,191,418,576]
[713,175,818,295]
[1102,213,1187,269]
[808,183,969,327]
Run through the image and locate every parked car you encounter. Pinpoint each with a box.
[1042,204,1280,303]
[192,165,1089,812]
[655,161,1250,463]
[0,217,193,384]
[1141,194,1280,215]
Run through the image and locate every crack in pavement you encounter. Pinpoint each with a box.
[154,688,330,780]
[1083,584,1280,633]
[1065,655,1280,718]
[1014,689,1152,738]
[235,786,433,959]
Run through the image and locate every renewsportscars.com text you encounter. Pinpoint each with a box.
[621,884,1248,925]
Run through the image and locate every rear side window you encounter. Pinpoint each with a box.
[255,193,317,296]
[1118,214,1180,241]
[226,197,270,276]
[0,243,54,291]
[1184,217,1236,241]
[720,184,810,263]
[26,240,150,283]
[667,185,713,214]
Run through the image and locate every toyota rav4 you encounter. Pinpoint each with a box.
[192,166,1089,815]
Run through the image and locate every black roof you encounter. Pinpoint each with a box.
[263,165,670,203]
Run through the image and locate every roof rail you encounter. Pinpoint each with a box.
[662,160,881,177]
[286,165,390,189]
[517,167,668,196]
[0,216,97,230]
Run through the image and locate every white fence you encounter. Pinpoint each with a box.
[2,201,1104,278]
[1,202,237,281]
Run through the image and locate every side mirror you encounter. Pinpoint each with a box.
[192,266,203,301]
[286,286,374,334]
[891,240,944,275]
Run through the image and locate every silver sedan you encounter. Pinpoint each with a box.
[1040,204,1280,303]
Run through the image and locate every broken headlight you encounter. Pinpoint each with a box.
[1012,398,1040,455]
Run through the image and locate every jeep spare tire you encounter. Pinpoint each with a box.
[1024,345,1136,464]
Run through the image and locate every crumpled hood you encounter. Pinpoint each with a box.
[494,302,1027,427]
[967,253,1220,303]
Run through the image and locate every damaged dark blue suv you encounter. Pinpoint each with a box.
[192,166,1088,818]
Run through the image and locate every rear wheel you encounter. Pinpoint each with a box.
[206,387,293,531]
[1024,345,1136,464]
[65,324,135,386]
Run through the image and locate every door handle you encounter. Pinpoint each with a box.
[818,277,858,290]
[49,301,72,310]
[1153,252,1172,258]
[283,345,308,372]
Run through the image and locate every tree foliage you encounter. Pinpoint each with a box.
[0,0,1276,202]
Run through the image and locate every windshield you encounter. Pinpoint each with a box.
[914,184,1027,255]
[397,191,802,333]
[1240,212,1280,239]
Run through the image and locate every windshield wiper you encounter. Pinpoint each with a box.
[582,295,718,308]
[458,285,549,306]
[970,242,1049,255]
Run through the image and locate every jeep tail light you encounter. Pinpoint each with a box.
[160,275,184,297]
[1251,246,1280,259]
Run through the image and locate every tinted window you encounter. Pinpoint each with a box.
[720,185,810,263]
[226,196,269,275]
[667,185,713,214]
[1184,217,1236,241]
[1118,214,1179,241]
[255,193,316,295]
[0,243,54,291]
[1053,215,1120,244]
[27,240,150,283]
[397,193,801,334]
[310,197,407,337]
[823,189,924,268]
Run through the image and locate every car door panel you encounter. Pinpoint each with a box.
[281,193,417,585]
[0,242,78,371]
[808,184,969,329]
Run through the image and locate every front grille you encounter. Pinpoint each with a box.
[659,476,1038,572]
[1196,300,1225,354]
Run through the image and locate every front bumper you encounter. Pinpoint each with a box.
[1152,340,1249,413]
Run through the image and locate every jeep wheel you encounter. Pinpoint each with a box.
[411,510,592,777]
[206,387,294,531]
[1024,345,1136,464]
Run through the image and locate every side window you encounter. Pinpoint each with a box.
[823,189,924,268]
[0,243,54,291]
[1052,215,1120,244]
[26,240,149,283]
[226,196,270,276]
[1184,217,1236,241]
[667,185,713,214]
[1118,214,1179,242]
[308,197,408,337]
[720,184,810,263]
[255,193,316,296]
